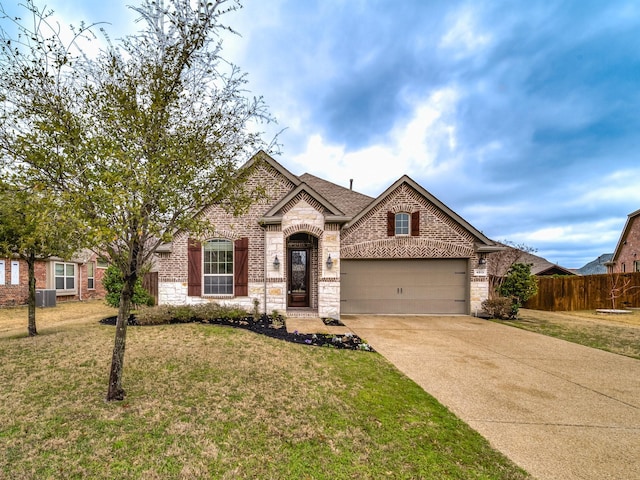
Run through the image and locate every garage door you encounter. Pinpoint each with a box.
[340,259,468,314]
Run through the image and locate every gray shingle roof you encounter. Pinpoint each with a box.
[298,173,374,218]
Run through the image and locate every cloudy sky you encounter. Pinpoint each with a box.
[5,0,640,268]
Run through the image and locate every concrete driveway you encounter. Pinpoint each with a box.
[341,315,640,480]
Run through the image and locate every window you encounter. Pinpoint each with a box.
[635,261,640,273]
[203,239,233,295]
[55,262,75,291]
[87,262,95,289]
[395,212,410,235]
[96,257,109,269]
[11,261,19,285]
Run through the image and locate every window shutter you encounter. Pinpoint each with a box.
[187,238,202,297]
[234,237,249,297]
[387,211,395,236]
[411,211,420,236]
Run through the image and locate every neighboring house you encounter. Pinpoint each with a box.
[607,208,640,273]
[488,243,577,278]
[577,253,613,275]
[0,250,107,307]
[523,252,577,276]
[156,151,501,318]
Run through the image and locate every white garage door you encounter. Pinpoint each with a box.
[340,259,468,314]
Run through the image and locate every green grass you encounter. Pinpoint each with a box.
[505,309,640,359]
[0,303,529,479]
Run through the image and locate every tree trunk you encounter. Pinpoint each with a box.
[27,253,37,337]
[106,272,137,401]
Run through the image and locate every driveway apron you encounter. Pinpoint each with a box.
[341,315,640,480]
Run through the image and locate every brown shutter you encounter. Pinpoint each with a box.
[234,237,249,297]
[187,238,202,297]
[387,211,395,236]
[411,211,420,236]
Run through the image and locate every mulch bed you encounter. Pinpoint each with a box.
[99,315,373,351]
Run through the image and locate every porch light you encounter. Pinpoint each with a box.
[273,255,280,269]
[478,253,487,265]
[326,254,333,269]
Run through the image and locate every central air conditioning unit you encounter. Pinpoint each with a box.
[35,289,57,308]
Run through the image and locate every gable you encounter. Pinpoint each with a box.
[340,176,498,259]
[343,182,482,244]
[612,209,640,263]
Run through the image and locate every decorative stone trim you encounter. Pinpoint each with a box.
[324,223,341,231]
[390,203,416,214]
[159,276,188,283]
[189,229,238,242]
[282,223,324,239]
[341,237,474,259]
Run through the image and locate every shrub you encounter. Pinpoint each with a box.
[482,297,517,320]
[103,265,154,309]
[135,305,175,325]
[134,303,250,326]
[498,263,538,309]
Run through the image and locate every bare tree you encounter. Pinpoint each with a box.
[607,272,640,310]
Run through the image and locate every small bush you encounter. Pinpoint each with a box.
[134,303,251,326]
[135,305,174,325]
[482,297,518,320]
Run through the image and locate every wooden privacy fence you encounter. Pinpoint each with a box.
[142,272,159,305]
[524,272,640,311]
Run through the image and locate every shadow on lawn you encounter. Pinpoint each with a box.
[99,314,374,351]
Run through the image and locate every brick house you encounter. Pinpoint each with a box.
[608,208,640,273]
[156,151,501,318]
[0,250,107,307]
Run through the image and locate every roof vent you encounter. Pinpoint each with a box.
[350,179,353,190]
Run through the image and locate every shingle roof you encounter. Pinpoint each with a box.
[298,173,374,218]
[491,246,577,276]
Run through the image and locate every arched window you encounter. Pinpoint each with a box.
[395,212,410,235]
[203,239,233,295]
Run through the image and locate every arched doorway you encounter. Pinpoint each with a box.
[286,232,318,309]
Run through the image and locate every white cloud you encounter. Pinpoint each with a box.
[439,7,492,56]
[509,218,623,247]
[574,169,640,206]
[289,87,462,195]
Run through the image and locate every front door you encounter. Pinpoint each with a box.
[288,249,309,307]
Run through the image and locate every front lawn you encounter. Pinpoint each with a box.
[507,309,640,359]
[0,301,529,479]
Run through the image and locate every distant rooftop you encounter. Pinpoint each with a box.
[577,253,613,275]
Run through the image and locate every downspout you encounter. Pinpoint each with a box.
[262,224,267,316]
[78,262,83,301]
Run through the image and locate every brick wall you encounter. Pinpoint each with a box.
[0,256,107,307]
[341,184,477,258]
[0,258,47,306]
